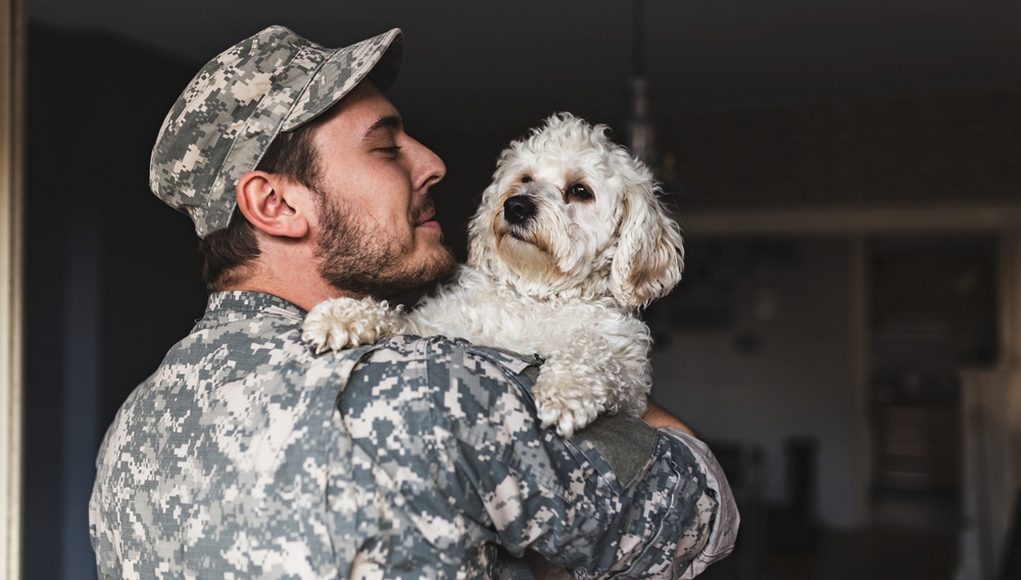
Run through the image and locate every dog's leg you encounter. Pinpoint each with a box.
[613,342,652,419]
[302,297,404,353]
[531,333,619,438]
[532,331,653,438]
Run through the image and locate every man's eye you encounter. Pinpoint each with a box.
[568,183,593,201]
[378,145,402,158]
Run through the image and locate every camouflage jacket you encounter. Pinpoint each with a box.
[89,291,738,579]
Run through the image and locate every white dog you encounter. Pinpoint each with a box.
[302,113,684,437]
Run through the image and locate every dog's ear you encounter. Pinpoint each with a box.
[610,176,685,310]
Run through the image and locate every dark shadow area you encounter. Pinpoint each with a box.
[24,24,204,579]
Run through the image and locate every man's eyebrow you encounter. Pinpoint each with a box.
[363,115,403,139]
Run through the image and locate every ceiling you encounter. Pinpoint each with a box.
[25,1,1021,258]
[29,1,1021,138]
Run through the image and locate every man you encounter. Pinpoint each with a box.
[89,25,738,578]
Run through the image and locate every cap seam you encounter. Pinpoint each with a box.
[278,43,338,131]
[280,30,399,133]
[204,43,320,235]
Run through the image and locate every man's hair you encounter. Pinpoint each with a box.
[197,123,324,292]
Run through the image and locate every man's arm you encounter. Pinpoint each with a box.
[637,403,741,577]
[642,400,695,436]
[338,337,738,577]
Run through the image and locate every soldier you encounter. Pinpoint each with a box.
[89,26,738,579]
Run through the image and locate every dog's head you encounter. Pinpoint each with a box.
[468,113,684,309]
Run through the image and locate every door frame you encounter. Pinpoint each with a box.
[0,0,25,577]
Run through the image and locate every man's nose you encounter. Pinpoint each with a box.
[410,138,446,192]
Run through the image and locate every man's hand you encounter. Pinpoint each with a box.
[642,401,695,436]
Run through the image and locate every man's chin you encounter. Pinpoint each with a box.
[421,245,459,288]
[381,251,457,306]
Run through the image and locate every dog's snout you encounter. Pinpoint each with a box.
[503,195,537,225]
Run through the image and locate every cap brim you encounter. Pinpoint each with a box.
[280,28,403,132]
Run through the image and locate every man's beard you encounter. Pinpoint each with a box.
[314,193,456,300]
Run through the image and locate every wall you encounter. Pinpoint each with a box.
[23,18,1021,576]
[650,237,864,528]
[24,25,202,580]
[665,92,1021,209]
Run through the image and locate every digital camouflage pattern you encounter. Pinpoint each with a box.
[148,26,403,238]
[90,291,737,578]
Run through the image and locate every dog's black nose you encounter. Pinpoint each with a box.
[504,195,536,224]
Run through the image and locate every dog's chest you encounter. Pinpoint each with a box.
[409,287,610,355]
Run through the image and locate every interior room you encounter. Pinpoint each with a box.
[2,1,1020,578]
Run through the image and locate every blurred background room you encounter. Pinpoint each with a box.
[1,0,1020,578]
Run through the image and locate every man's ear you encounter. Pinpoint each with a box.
[234,170,310,239]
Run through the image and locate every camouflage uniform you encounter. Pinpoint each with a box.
[90,291,737,578]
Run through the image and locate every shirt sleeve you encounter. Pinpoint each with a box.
[655,429,741,579]
[338,336,739,578]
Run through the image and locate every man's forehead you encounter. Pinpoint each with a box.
[327,82,403,135]
[363,113,404,138]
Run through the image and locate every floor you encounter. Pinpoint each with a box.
[698,491,959,580]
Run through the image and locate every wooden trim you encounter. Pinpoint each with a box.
[996,229,1021,533]
[0,0,24,578]
[999,230,1021,367]
[849,236,872,524]
[681,203,1021,237]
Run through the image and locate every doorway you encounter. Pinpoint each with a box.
[868,235,998,529]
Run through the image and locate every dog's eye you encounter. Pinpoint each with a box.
[568,183,593,201]
[521,175,532,183]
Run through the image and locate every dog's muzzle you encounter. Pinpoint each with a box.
[503,195,537,225]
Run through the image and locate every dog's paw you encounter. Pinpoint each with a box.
[530,344,617,438]
[532,380,605,439]
[302,297,403,353]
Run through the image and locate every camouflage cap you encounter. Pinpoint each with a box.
[149,25,403,238]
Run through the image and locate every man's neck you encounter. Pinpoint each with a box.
[224,273,359,312]
[224,242,363,311]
